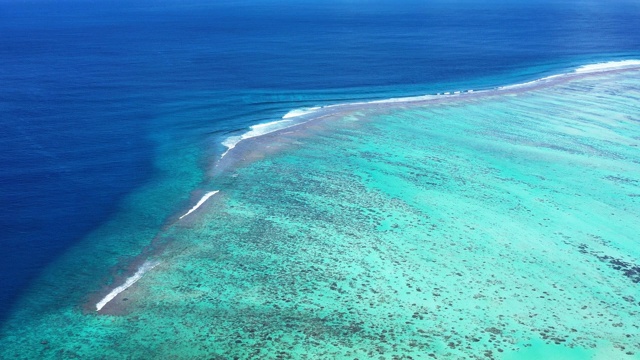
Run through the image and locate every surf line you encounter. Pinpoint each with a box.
[95,191,219,311]
[96,260,160,311]
[179,190,219,220]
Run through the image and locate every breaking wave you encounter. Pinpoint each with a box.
[96,260,160,312]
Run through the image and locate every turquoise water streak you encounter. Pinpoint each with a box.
[2,68,640,359]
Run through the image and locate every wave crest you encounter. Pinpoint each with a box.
[282,107,321,119]
[179,191,219,220]
[574,60,640,74]
[96,260,160,312]
[221,119,295,158]
[218,60,640,159]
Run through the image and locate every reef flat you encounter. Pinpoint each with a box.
[2,66,640,359]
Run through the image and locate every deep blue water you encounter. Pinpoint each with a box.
[1,0,639,322]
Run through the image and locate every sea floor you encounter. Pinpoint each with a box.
[2,69,640,359]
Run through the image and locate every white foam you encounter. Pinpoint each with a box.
[217,60,640,159]
[179,190,219,220]
[497,74,564,91]
[96,260,159,311]
[497,60,640,91]
[282,106,321,119]
[363,94,436,105]
[221,119,295,158]
[574,60,640,74]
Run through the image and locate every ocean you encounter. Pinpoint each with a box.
[1,0,640,358]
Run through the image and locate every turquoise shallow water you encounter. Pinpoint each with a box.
[2,68,640,359]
